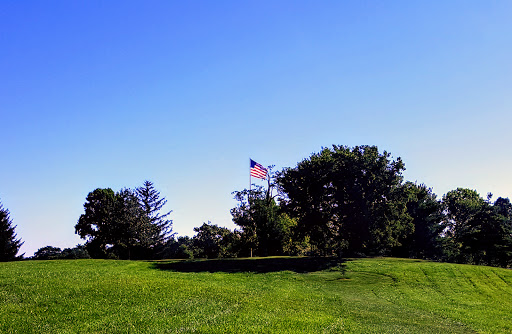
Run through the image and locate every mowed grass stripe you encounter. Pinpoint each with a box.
[346,258,512,333]
[0,257,511,333]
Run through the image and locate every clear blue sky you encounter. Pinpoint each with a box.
[1,1,511,257]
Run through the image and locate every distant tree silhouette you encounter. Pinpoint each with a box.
[33,245,90,260]
[0,202,24,261]
[33,246,62,260]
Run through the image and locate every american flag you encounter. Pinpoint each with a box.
[250,159,268,180]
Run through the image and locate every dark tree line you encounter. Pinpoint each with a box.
[32,245,90,260]
[4,145,512,267]
[229,146,512,268]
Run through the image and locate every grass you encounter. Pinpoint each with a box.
[0,257,511,333]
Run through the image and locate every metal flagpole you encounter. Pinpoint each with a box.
[249,158,252,258]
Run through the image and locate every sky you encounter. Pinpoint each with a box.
[1,1,512,257]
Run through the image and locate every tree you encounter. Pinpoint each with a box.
[487,197,512,267]
[276,148,338,255]
[112,189,154,259]
[277,145,412,256]
[442,188,486,263]
[32,245,90,260]
[75,188,155,259]
[463,203,512,267]
[0,202,24,261]
[33,246,62,260]
[75,188,118,258]
[191,222,238,258]
[60,245,90,259]
[136,180,173,245]
[393,182,444,259]
[159,236,195,259]
[443,188,485,238]
[442,189,512,267]
[231,179,296,257]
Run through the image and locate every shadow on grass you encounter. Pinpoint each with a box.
[152,256,345,274]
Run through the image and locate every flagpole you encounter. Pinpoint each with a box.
[249,158,252,258]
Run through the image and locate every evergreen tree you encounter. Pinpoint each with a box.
[136,181,173,244]
[0,202,24,261]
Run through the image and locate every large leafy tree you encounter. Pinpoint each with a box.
[75,188,117,258]
[442,189,512,266]
[0,202,24,261]
[442,188,486,263]
[75,188,153,259]
[463,202,512,267]
[442,188,485,238]
[277,145,412,256]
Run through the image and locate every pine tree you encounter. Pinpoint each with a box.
[0,202,24,261]
[136,181,173,245]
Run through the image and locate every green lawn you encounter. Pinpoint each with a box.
[0,257,511,333]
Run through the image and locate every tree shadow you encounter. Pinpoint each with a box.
[152,256,344,274]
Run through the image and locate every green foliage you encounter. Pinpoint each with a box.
[0,202,23,261]
[165,236,195,259]
[32,246,62,260]
[443,188,486,239]
[74,188,117,257]
[75,188,157,259]
[1,258,511,333]
[231,184,296,257]
[192,222,239,258]
[277,145,411,256]
[136,180,173,245]
[229,146,512,267]
[32,245,90,260]
[393,182,444,259]
[75,182,173,260]
[442,189,512,266]
[60,245,91,259]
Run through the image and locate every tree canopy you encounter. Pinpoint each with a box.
[7,144,511,268]
[75,182,172,259]
[276,145,412,256]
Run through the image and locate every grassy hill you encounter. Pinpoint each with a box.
[1,257,511,333]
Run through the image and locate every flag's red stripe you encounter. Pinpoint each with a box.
[250,167,267,179]
[251,170,267,177]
